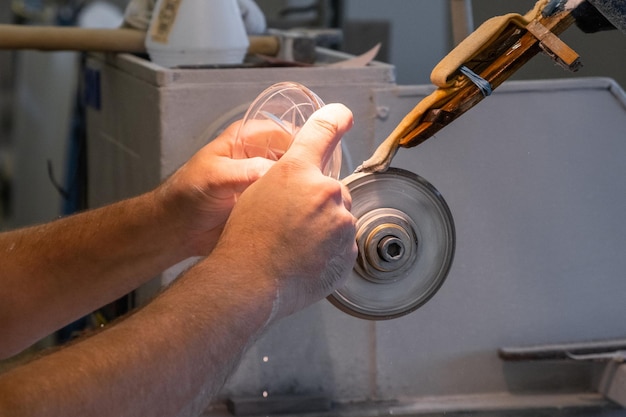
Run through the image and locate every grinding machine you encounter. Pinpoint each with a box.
[85,1,626,415]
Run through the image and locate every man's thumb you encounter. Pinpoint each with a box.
[285,103,353,172]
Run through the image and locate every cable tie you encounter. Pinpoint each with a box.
[460,65,493,97]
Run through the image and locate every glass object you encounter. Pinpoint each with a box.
[234,81,342,179]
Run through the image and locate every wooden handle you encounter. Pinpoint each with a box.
[0,24,282,56]
[247,35,280,56]
[0,24,147,52]
[400,9,577,148]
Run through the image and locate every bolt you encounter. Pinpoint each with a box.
[376,106,390,120]
[377,236,405,262]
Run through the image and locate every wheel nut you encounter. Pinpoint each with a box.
[378,236,405,262]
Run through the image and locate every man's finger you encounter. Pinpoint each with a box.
[284,103,353,171]
[340,182,353,211]
[235,119,294,160]
[226,157,275,194]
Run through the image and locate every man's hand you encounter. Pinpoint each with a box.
[0,104,357,417]
[154,119,289,256]
[212,103,358,321]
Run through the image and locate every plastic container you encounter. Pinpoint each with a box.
[145,0,249,68]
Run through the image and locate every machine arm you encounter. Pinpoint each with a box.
[357,0,584,173]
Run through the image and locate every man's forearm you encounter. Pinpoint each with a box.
[0,255,275,417]
[0,190,194,358]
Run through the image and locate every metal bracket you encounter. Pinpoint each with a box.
[526,19,582,71]
[499,339,626,408]
[598,362,626,408]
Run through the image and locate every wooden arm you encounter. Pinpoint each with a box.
[357,1,580,173]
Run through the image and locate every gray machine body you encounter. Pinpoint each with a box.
[86,52,626,415]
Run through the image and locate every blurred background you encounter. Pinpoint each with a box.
[1,0,625,233]
[0,0,625,369]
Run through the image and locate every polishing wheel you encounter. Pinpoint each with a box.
[328,168,455,320]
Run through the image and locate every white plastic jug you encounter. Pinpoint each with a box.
[145,0,249,67]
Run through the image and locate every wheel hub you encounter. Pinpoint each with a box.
[355,208,419,283]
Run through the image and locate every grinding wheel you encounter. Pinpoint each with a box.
[328,168,455,320]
